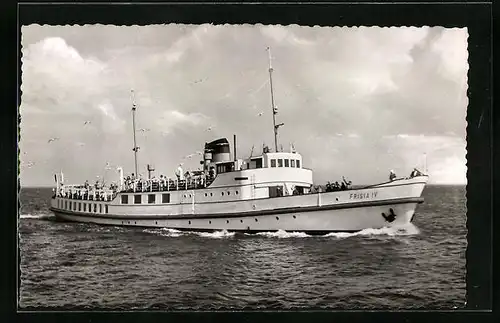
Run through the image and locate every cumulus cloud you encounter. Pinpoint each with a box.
[20,24,468,186]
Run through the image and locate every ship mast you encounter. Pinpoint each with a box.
[267,46,283,152]
[131,89,139,176]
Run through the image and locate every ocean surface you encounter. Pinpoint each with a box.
[18,185,466,310]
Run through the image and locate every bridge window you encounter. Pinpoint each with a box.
[284,159,289,167]
[270,159,276,167]
[296,160,301,168]
[121,195,128,204]
[254,158,263,169]
[291,159,295,167]
[162,193,170,203]
[134,195,141,204]
[278,159,283,167]
[148,194,156,204]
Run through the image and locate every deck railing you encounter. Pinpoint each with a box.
[55,176,216,201]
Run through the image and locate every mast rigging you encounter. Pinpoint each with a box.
[267,46,283,153]
[131,89,139,176]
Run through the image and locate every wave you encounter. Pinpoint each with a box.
[19,213,54,220]
[196,230,235,239]
[322,224,420,239]
[253,230,311,239]
[143,228,235,239]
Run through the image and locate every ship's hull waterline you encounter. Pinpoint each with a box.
[50,197,423,233]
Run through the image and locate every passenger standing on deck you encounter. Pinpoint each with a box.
[389,170,397,181]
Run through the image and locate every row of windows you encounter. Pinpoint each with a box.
[58,199,108,214]
[270,158,300,168]
[121,193,171,205]
[120,190,240,204]
[121,215,299,226]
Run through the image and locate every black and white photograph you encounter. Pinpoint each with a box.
[19,21,468,310]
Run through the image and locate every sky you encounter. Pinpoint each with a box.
[19,24,468,187]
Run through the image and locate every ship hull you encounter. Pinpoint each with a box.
[50,197,422,233]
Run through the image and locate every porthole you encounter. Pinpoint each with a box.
[226,220,229,224]
[227,191,230,195]
[276,216,279,220]
[293,215,296,219]
[184,194,187,198]
[205,193,208,197]
[209,220,212,224]
[210,193,213,196]
[236,191,239,195]
[189,194,191,198]
[240,220,243,223]
[134,221,137,224]
[189,221,191,225]
[155,221,158,225]
[255,218,258,222]
[221,192,224,196]
[336,197,339,201]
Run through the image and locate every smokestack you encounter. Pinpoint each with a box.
[233,134,237,161]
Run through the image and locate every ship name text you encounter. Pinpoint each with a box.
[349,191,378,200]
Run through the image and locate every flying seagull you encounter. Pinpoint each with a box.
[84,121,91,126]
[257,112,264,117]
[47,137,59,143]
[138,128,151,133]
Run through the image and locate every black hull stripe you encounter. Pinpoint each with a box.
[50,197,423,220]
[53,216,360,235]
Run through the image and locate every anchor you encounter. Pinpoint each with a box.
[381,208,397,223]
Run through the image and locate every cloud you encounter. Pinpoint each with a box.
[19,25,467,186]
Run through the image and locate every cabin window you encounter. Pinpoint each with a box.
[269,186,284,198]
[94,204,97,212]
[83,203,87,212]
[296,160,301,168]
[99,204,102,213]
[291,159,296,167]
[78,203,81,211]
[148,194,156,204]
[162,193,170,203]
[105,205,108,214]
[121,195,128,204]
[254,158,263,169]
[284,159,290,167]
[134,195,141,204]
[64,201,67,209]
[278,159,283,167]
[270,159,276,167]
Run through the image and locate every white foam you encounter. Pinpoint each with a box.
[19,213,54,220]
[143,228,183,237]
[322,224,420,239]
[254,229,311,239]
[196,229,235,239]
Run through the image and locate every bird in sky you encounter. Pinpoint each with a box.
[84,121,91,126]
[47,137,59,143]
[257,112,264,117]
[206,126,213,132]
[138,128,150,132]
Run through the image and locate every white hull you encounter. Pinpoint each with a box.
[52,200,420,233]
[50,176,427,233]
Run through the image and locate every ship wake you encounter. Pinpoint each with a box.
[19,213,55,220]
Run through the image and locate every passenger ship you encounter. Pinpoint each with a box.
[49,48,429,234]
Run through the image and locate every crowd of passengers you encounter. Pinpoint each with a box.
[121,169,215,193]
